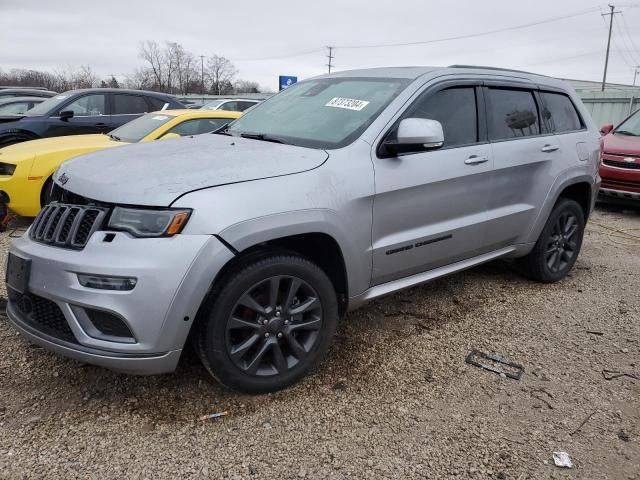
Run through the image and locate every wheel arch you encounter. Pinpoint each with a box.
[216,210,358,315]
[527,175,596,244]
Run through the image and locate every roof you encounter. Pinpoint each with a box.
[317,65,559,84]
[0,96,46,104]
[149,109,243,119]
[61,88,177,97]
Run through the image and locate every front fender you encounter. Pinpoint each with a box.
[217,208,370,297]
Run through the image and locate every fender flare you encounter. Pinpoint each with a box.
[217,208,370,297]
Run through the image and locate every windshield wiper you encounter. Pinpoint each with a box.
[239,132,286,144]
[108,133,121,141]
[614,130,638,136]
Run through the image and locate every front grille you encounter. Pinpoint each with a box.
[601,178,640,192]
[29,203,107,250]
[603,159,640,170]
[9,289,76,343]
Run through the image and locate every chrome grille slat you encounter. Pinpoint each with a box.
[29,203,107,250]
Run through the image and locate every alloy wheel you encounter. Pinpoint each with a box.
[225,275,323,377]
[544,211,579,273]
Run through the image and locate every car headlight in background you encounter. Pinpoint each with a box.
[108,207,191,237]
[0,162,16,176]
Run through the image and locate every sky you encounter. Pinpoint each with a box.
[2,0,640,91]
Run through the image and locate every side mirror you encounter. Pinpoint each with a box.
[384,118,444,156]
[160,132,181,140]
[600,123,614,135]
[59,110,74,121]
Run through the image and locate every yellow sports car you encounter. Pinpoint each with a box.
[0,109,241,217]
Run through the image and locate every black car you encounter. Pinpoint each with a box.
[0,88,184,148]
[0,88,57,100]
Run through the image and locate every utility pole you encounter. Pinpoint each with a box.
[634,66,640,86]
[199,55,205,94]
[326,46,334,74]
[601,4,621,91]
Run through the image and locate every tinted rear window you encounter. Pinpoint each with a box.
[113,94,149,115]
[540,92,583,133]
[487,88,540,140]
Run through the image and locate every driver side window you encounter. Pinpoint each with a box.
[398,87,478,148]
[60,94,106,117]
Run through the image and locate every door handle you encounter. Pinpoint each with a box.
[465,155,489,165]
[541,144,560,153]
[96,122,107,127]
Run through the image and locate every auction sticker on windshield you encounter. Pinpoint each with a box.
[325,97,370,111]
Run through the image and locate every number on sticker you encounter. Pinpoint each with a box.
[325,97,370,111]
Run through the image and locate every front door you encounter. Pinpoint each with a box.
[45,93,110,137]
[371,84,494,285]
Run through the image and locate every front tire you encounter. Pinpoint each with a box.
[519,198,585,282]
[194,253,338,393]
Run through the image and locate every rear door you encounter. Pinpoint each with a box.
[371,81,494,285]
[483,84,564,248]
[108,93,151,129]
[44,93,109,137]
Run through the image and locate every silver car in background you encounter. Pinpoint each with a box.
[5,66,601,393]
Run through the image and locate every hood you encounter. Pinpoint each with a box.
[55,134,328,206]
[2,134,118,159]
[602,132,640,155]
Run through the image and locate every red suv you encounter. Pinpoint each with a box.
[600,110,640,201]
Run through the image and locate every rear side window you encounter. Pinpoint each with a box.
[403,87,478,147]
[113,94,149,115]
[487,88,539,140]
[540,92,583,133]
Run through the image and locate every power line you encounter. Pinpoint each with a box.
[232,48,324,62]
[617,12,640,64]
[333,6,602,50]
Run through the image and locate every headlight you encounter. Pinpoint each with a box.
[108,207,191,237]
[0,162,16,176]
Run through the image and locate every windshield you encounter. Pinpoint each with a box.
[24,93,73,116]
[615,109,640,136]
[202,100,226,110]
[226,77,409,149]
[108,113,174,142]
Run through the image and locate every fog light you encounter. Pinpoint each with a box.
[78,274,137,291]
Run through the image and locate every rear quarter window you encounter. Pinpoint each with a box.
[540,92,583,133]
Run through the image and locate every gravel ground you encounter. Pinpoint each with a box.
[0,204,638,479]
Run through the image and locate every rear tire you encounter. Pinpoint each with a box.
[519,198,585,282]
[194,252,338,394]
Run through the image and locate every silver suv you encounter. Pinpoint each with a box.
[5,66,601,393]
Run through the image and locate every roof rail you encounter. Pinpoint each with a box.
[447,65,549,77]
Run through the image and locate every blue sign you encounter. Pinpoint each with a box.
[279,75,298,91]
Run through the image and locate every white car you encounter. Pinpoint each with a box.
[202,98,261,112]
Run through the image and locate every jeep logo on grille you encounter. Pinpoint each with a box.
[58,172,69,185]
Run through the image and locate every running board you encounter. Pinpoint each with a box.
[348,246,516,310]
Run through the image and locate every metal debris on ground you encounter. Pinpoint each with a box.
[602,369,639,381]
[570,410,597,436]
[465,350,524,380]
[552,451,574,468]
[199,411,228,421]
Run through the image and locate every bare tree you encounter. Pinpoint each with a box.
[138,40,165,91]
[206,55,237,95]
[234,79,260,94]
